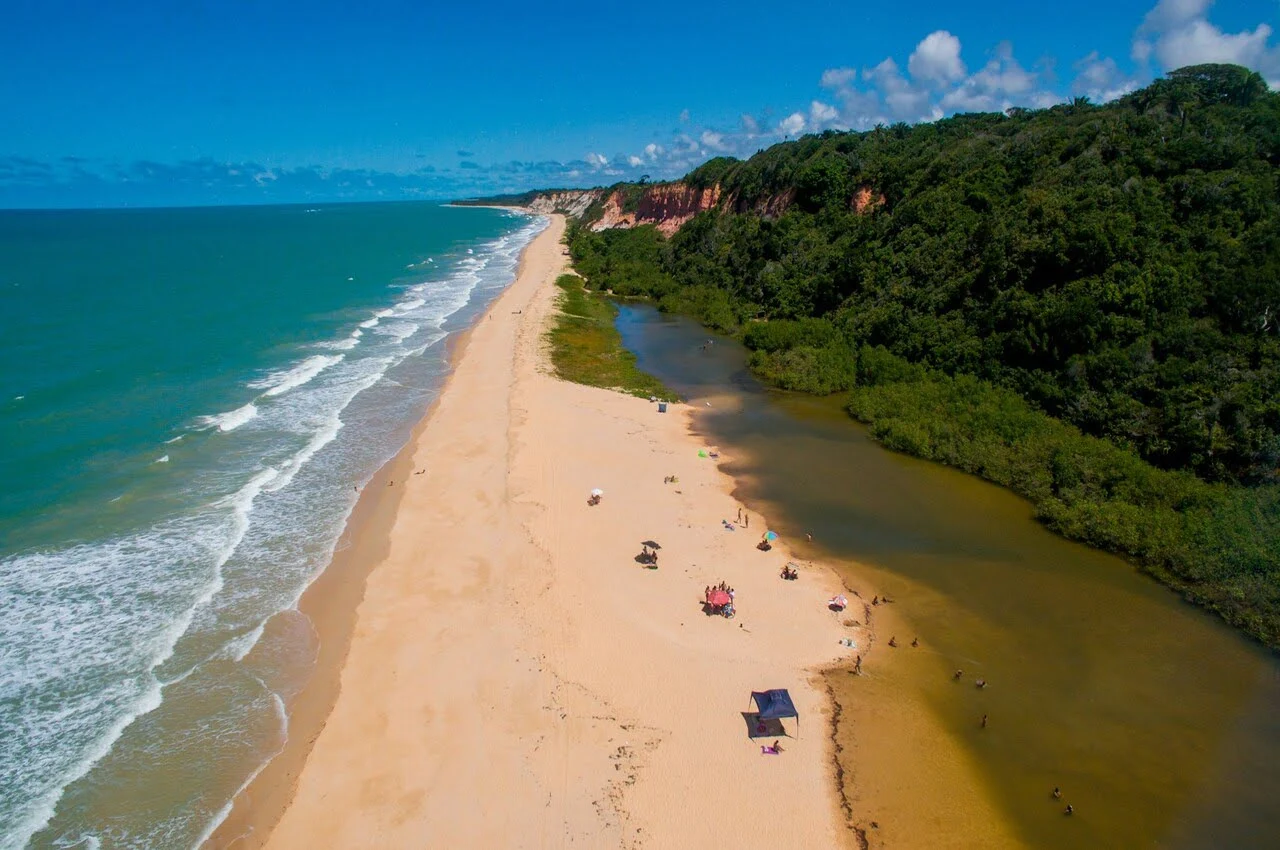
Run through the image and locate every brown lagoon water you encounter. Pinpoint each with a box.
[616,303,1280,849]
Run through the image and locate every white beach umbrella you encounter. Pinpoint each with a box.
[591,488,604,497]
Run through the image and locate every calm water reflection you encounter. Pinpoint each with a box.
[617,303,1280,849]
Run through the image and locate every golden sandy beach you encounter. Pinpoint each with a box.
[223,215,873,848]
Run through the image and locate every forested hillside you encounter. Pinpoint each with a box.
[563,65,1280,648]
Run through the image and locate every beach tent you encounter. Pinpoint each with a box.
[749,689,800,736]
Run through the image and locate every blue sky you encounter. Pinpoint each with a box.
[2,0,1278,207]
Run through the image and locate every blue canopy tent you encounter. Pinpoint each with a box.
[749,689,800,737]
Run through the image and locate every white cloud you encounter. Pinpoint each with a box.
[1141,0,1212,32]
[820,67,857,89]
[643,143,664,160]
[740,113,760,134]
[809,100,838,126]
[1135,0,1280,84]
[941,42,1044,113]
[778,112,806,136]
[1073,51,1140,102]
[909,30,967,84]
[1157,20,1275,68]
[700,130,729,151]
[627,155,644,167]
[585,152,608,169]
[865,58,933,119]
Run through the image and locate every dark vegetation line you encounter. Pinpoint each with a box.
[563,64,1280,650]
[546,272,678,401]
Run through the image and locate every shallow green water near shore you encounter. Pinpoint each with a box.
[616,303,1280,849]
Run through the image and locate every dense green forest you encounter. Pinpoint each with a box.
[564,65,1280,649]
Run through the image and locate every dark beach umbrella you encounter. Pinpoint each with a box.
[641,540,662,550]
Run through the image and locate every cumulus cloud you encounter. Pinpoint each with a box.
[909,31,966,84]
[809,100,838,125]
[1135,0,1280,84]
[778,112,806,136]
[585,152,609,169]
[700,130,729,151]
[941,41,1043,113]
[1072,51,1140,102]
[820,67,857,89]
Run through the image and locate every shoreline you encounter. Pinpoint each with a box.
[204,220,547,848]
[241,214,865,847]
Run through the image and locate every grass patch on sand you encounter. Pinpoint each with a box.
[548,273,678,401]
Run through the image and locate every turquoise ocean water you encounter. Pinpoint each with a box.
[0,203,544,848]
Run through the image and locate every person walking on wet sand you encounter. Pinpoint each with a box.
[981,714,988,728]
[854,655,863,675]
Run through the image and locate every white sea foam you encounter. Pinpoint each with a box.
[191,689,287,849]
[0,212,550,848]
[358,317,379,329]
[248,355,343,398]
[196,402,258,432]
[373,322,419,343]
[164,435,184,445]
[0,500,253,848]
[154,455,169,464]
[315,336,359,351]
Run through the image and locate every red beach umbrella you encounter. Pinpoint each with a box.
[708,589,731,606]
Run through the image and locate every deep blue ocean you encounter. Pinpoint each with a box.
[0,202,544,848]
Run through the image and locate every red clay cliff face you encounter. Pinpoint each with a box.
[852,186,886,214]
[591,183,723,235]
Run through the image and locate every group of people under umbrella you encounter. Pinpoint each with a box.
[704,581,735,618]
